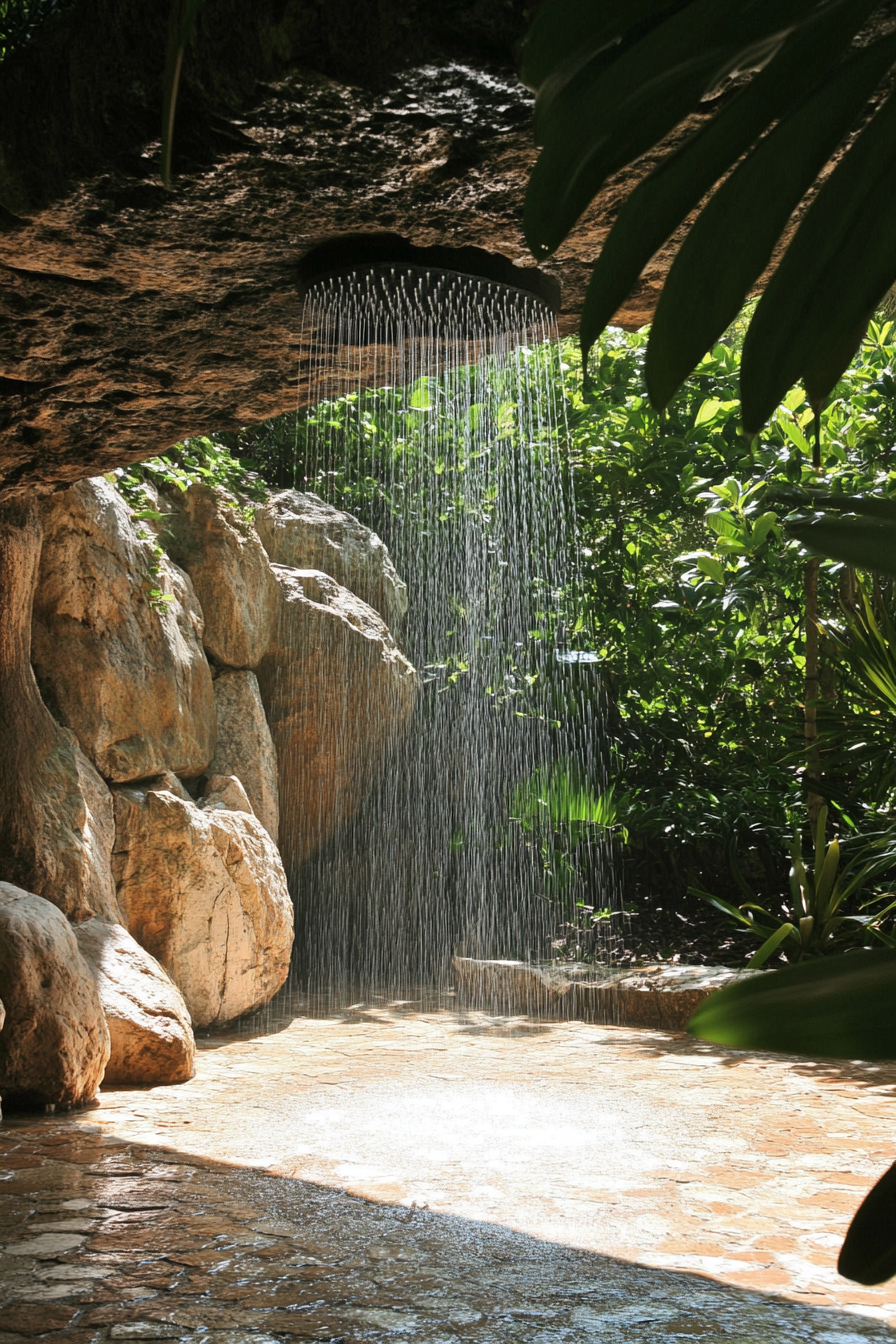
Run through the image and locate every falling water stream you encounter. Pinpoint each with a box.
[278,262,618,1004]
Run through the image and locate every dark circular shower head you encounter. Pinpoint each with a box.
[297,233,561,313]
[306,262,556,341]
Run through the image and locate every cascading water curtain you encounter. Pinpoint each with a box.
[287,264,619,1002]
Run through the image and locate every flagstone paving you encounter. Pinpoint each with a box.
[2,998,896,1341]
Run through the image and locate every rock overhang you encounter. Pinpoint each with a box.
[0,12,701,498]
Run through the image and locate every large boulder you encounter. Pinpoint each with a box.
[112,780,294,1028]
[206,670,279,843]
[73,918,195,1086]
[0,884,110,1108]
[257,567,417,873]
[161,482,279,669]
[31,477,216,783]
[255,492,408,632]
[0,498,119,923]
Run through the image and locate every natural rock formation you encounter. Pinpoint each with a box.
[0,883,110,1108]
[201,773,255,817]
[452,957,757,1033]
[112,781,294,1027]
[256,492,408,632]
[257,566,417,872]
[31,477,217,783]
[162,483,279,669]
[0,4,693,497]
[73,919,195,1086]
[206,670,280,843]
[0,498,120,922]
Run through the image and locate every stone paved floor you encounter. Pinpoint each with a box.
[2,998,896,1342]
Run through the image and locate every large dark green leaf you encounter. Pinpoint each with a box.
[687,949,896,1058]
[839,1162,896,1284]
[524,0,823,259]
[741,87,896,430]
[580,0,881,364]
[786,516,896,576]
[645,27,896,409]
[520,0,683,97]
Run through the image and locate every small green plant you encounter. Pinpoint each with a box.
[692,806,896,967]
[0,0,75,64]
[112,436,268,510]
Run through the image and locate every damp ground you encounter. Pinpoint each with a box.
[2,999,896,1342]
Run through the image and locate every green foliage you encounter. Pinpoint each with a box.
[108,438,266,613]
[563,315,896,942]
[523,0,896,428]
[687,947,896,1058]
[0,0,73,62]
[839,1161,896,1285]
[692,805,896,967]
[161,0,205,186]
[111,436,268,510]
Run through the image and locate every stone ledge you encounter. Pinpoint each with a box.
[452,957,755,1033]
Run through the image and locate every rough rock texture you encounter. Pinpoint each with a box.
[112,782,294,1028]
[0,498,120,923]
[256,492,408,631]
[201,773,255,817]
[0,0,718,498]
[452,957,757,1032]
[31,477,217,783]
[73,918,195,1086]
[257,566,417,873]
[206,670,279,843]
[0,883,111,1107]
[162,483,279,669]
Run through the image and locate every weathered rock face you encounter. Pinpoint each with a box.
[0,498,120,923]
[206,670,280,844]
[162,483,279,669]
[201,772,256,818]
[0,9,683,499]
[256,492,408,632]
[112,782,294,1028]
[73,918,195,1086]
[257,566,417,873]
[0,883,110,1108]
[31,478,217,783]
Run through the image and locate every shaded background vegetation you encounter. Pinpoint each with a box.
[126,312,896,967]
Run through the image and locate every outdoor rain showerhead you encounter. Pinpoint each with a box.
[297,233,561,315]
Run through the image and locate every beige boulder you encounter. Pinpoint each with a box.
[0,498,119,923]
[257,567,417,873]
[31,477,216,783]
[73,919,195,1086]
[255,491,408,632]
[201,773,255,816]
[205,670,279,843]
[112,782,294,1028]
[162,483,279,669]
[0,884,110,1108]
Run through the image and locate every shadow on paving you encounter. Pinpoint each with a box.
[209,976,896,1099]
[0,1115,893,1344]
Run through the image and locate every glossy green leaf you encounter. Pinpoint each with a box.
[839,1161,896,1284]
[687,949,896,1058]
[741,86,896,430]
[646,31,896,409]
[580,0,880,361]
[747,922,797,968]
[520,0,675,95]
[785,516,896,576]
[524,0,821,258]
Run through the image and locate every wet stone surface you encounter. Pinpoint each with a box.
[2,1001,896,1341]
